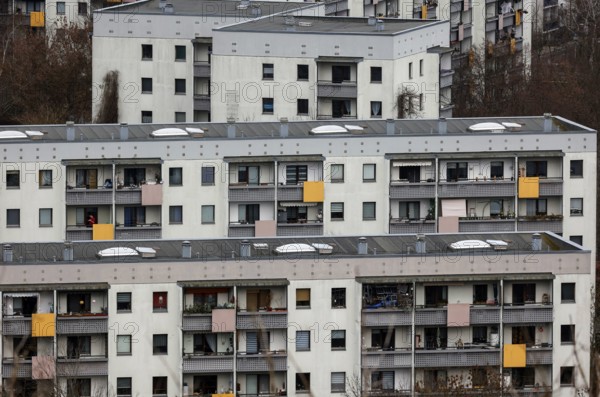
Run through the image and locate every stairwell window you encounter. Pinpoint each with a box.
[262,63,274,79]
[57,2,65,14]
[153,292,168,312]
[175,79,186,94]
[141,78,152,94]
[78,2,87,15]
[296,288,310,308]
[142,44,153,60]
[371,66,382,83]
[570,198,583,215]
[262,98,274,114]
[370,101,382,118]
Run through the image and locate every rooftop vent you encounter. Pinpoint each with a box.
[159,0,166,8]
[66,121,75,141]
[358,237,368,255]
[543,113,552,132]
[163,3,174,13]
[438,117,447,134]
[449,240,491,250]
[240,240,251,258]
[284,16,295,25]
[298,21,312,27]
[531,233,542,251]
[368,15,376,25]
[120,123,129,140]
[467,122,505,133]
[182,241,191,258]
[375,20,385,31]
[251,5,261,16]
[151,128,188,137]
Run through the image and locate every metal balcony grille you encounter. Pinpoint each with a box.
[182,356,234,373]
[362,351,412,368]
[56,317,108,334]
[182,315,213,331]
[415,349,500,367]
[415,309,447,325]
[389,183,435,199]
[236,354,287,372]
[228,186,275,202]
[503,306,553,324]
[2,317,32,335]
[236,312,288,329]
[362,310,412,327]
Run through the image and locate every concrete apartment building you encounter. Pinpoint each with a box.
[0,0,98,32]
[0,232,593,396]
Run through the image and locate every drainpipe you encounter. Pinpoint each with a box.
[499,278,504,396]
[411,280,416,397]
[514,155,518,231]
[434,157,439,232]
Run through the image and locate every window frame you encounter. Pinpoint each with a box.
[7,209,20,227]
[201,205,215,224]
[297,64,309,81]
[141,111,153,123]
[77,2,87,15]
[331,202,344,220]
[560,367,574,386]
[560,324,575,344]
[570,160,583,178]
[370,66,382,83]
[525,160,547,178]
[262,63,274,79]
[331,287,346,308]
[56,1,66,14]
[363,164,376,182]
[561,283,575,303]
[296,330,310,351]
[363,202,376,221]
[330,164,344,183]
[295,372,311,392]
[570,198,583,216]
[370,101,382,118]
[175,45,186,61]
[39,208,53,227]
[153,291,168,312]
[490,161,504,179]
[201,166,215,185]
[141,44,153,60]
[446,162,468,181]
[153,334,168,355]
[408,62,413,79]
[174,78,186,95]
[116,377,132,397]
[6,170,19,188]
[569,235,583,245]
[39,170,53,188]
[116,292,132,312]
[331,372,345,393]
[116,335,132,355]
[141,77,153,94]
[297,98,309,115]
[169,167,183,186]
[296,288,310,308]
[175,112,186,122]
[262,98,274,114]
[331,329,346,350]
[152,376,168,395]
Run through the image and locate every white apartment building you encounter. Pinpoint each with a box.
[0,232,593,397]
[210,16,452,122]
[0,0,98,32]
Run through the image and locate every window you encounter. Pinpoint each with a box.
[370,101,382,118]
[372,328,395,349]
[525,199,547,216]
[7,209,20,227]
[363,202,376,220]
[67,336,91,358]
[331,372,345,393]
[297,64,309,80]
[194,333,218,354]
[425,285,448,307]
[446,162,467,181]
[201,205,215,224]
[262,98,274,114]
[13,337,36,358]
[169,168,182,186]
[561,283,575,303]
[512,283,536,305]
[116,292,131,312]
[296,373,310,392]
[153,334,168,354]
[330,164,344,183]
[472,326,487,343]
[55,1,66,14]
[332,288,346,308]
[76,207,98,226]
[286,165,308,185]
[116,378,132,397]
[6,170,19,188]
[399,166,420,182]
[490,199,503,217]
[238,204,259,224]
[175,45,186,61]
[490,161,504,178]
[77,2,87,15]
[525,160,547,177]
[363,164,376,181]
[67,379,91,397]
[153,291,168,311]
[399,201,420,220]
[202,166,215,185]
[296,288,310,308]
[39,170,52,188]
[262,63,274,79]
[332,99,352,118]
[419,59,424,76]
[331,202,344,220]
[370,66,382,82]
[246,331,270,353]
[238,165,260,185]
[141,111,153,123]
[331,65,351,83]
[123,206,145,226]
[560,367,574,386]
[570,235,583,245]
[570,198,583,215]
[473,285,488,304]
[297,99,309,115]
[175,78,186,94]
[116,335,131,355]
[39,208,53,227]
[142,44,153,60]
[561,324,575,344]
[175,111,186,122]
[153,376,168,395]
[331,330,346,350]
[141,78,152,94]
[570,160,583,177]
[409,62,413,79]
[419,93,423,111]
[296,330,310,351]
[372,371,394,390]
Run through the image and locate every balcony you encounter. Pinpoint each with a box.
[237,311,288,329]
[440,70,454,88]
[317,113,357,120]
[389,182,435,199]
[503,305,553,323]
[236,352,287,372]
[182,354,234,374]
[470,306,500,324]
[194,94,211,112]
[56,357,108,377]
[438,180,515,198]
[316,81,357,98]
[182,314,213,332]
[2,317,32,335]
[0,14,30,27]
[389,220,436,234]
[539,178,563,196]
[66,227,93,241]
[526,347,552,365]
[65,188,112,205]
[115,188,141,204]
[2,360,32,378]
[228,224,255,238]
[458,219,515,233]
[194,61,211,78]
[517,219,562,233]
[56,315,108,334]
[229,184,275,202]
[277,223,323,236]
[362,349,412,368]
[115,225,162,240]
[415,307,447,325]
[415,347,500,367]
[277,185,303,201]
[325,0,349,14]
[362,309,412,327]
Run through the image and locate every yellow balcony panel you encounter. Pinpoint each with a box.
[93,224,114,240]
[32,313,55,337]
[518,177,539,198]
[503,344,526,367]
[303,181,324,203]
[30,11,44,27]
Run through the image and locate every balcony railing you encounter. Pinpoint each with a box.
[237,352,287,372]
[194,94,211,112]
[229,184,275,202]
[415,307,447,325]
[56,315,108,334]
[0,14,30,26]
[459,219,515,233]
[526,347,552,365]
[66,227,93,241]
[516,219,562,233]
[115,226,162,240]
[316,114,357,120]
[277,223,323,236]
[182,354,234,373]
[182,314,213,332]
[277,185,303,201]
[2,360,32,378]
[56,357,108,376]
[389,181,435,199]
[503,305,553,323]
[415,348,500,367]
[539,178,563,195]
[316,81,357,98]
[362,309,412,327]
[65,188,112,205]
[2,316,32,335]
[389,220,436,234]
[237,311,288,329]
[470,306,500,324]
[115,188,141,204]
[362,349,412,368]
[228,224,255,237]
[194,61,211,78]
[438,180,515,197]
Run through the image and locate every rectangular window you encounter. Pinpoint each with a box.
[560,367,574,386]
[238,203,260,224]
[296,330,310,351]
[262,98,274,114]
[141,78,152,94]
[116,292,132,312]
[175,78,186,94]
[363,202,376,220]
[332,288,346,308]
[331,330,346,350]
[561,283,575,303]
[425,285,448,307]
[286,165,308,185]
[175,45,186,61]
[363,164,376,181]
[78,2,87,15]
[153,334,168,354]
[39,208,53,227]
[372,371,394,390]
[6,170,19,188]
[296,288,310,308]
[331,372,345,393]
[175,112,186,122]
[76,207,98,226]
[7,209,20,227]
[116,335,131,355]
[153,376,168,395]
[399,166,420,183]
[370,66,382,82]
[473,285,488,304]
[490,199,503,217]
[570,160,583,177]
[202,166,215,185]
[570,235,583,245]
[399,201,420,220]
[525,160,547,177]
[67,335,91,358]
[331,202,344,220]
[570,198,583,215]
[446,162,468,181]
[526,199,547,216]
[419,59,424,76]
[123,206,145,226]
[472,326,487,343]
[153,291,168,311]
[238,165,260,185]
[201,205,215,224]
[297,64,309,80]
[561,324,575,344]
[296,373,310,392]
[370,101,382,118]
[512,283,536,305]
[169,168,182,186]
[331,65,351,83]
[57,2,65,14]
[141,111,153,123]
[409,62,413,79]
[116,378,132,397]
[67,379,91,397]
[490,161,504,178]
[39,170,52,188]
[142,44,153,60]
[330,164,344,183]
[297,99,309,115]
[262,63,274,79]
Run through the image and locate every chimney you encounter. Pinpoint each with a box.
[280,117,289,138]
[3,244,13,263]
[120,123,129,140]
[163,3,174,13]
[182,241,192,258]
[358,237,368,255]
[543,113,552,132]
[438,117,447,134]
[531,233,542,251]
[368,16,376,25]
[66,121,75,141]
[240,240,251,258]
[227,118,236,138]
[386,118,395,135]
[63,241,74,261]
[415,234,426,254]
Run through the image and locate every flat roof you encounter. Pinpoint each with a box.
[218,16,437,35]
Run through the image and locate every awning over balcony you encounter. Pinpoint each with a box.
[441,199,466,217]
[224,155,324,163]
[315,56,363,63]
[178,279,289,288]
[61,158,162,166]
[392,161,432,167]
[358,273,554,284]
[279,202,318,207]
[3,292,39,297]
[0,283,110,292]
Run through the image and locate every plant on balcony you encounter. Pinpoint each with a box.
[183,303,213,314]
